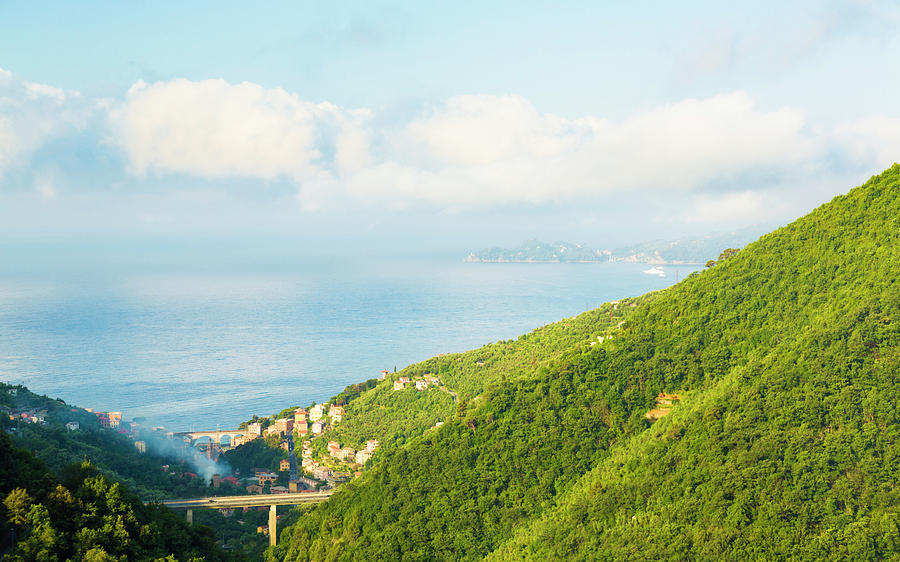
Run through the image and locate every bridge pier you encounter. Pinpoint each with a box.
[269,504,277,546]
[152,491,333,547]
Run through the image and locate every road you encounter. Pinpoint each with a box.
[156,491,332,509]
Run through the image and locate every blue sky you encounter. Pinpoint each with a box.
[1,1,899,269]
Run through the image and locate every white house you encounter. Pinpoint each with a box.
[309,404,326,422]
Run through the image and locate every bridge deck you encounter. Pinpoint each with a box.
[155,491,332,509]
[173,429,243,438]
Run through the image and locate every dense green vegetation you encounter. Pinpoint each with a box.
[222,438,286,476]
[492,167,900,560]
[1,384,217,501]
[1,432,228,561]
[1,383,269,559]
[270,165,900,560]
[276,347,639,560]
[311,383,454,453]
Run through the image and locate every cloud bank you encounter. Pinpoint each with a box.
[1,72,898,223]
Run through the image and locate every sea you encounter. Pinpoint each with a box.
[0,259,698,432]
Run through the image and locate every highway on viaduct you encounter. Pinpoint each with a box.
[152,491,333,546]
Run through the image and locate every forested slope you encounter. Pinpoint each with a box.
[273,164,900,561]
[493,166,900,559]
[0,432,229,561]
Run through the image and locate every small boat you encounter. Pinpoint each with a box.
[643,266,665,277]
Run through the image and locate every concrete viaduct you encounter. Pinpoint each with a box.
[156,491,333,546]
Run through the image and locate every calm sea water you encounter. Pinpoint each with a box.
[0,260,697,431]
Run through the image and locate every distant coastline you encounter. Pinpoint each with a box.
[465,228,767,266]
[463,255,704,265]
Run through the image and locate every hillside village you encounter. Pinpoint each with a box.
[232,369,453,494]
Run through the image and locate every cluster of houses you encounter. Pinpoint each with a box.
[232,402,347,448]
[224,370,445,493]
[392,373,441,392]
[295,437,377,485]
[85,409,123,428]
[3,403,126,434]
[5,407,49,425]
[326,438,379,465]
[228,399,383,491]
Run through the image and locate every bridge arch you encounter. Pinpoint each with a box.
[174,429,245,448]
[219,433,243,446]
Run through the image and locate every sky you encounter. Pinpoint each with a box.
[1,0,899,270]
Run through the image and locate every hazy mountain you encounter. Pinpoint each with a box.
[466,226,770,264]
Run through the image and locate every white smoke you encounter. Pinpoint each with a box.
[140,431,232,484]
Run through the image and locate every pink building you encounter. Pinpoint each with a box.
[274,418,294,434]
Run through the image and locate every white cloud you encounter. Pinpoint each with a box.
[397,94,580,168]
[110,78,372,182]
[342,92,819,207]
[24,81,69,102]
[0,71,92,180]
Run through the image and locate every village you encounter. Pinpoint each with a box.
[233,368,451,495]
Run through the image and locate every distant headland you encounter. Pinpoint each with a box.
[465,227,767,265]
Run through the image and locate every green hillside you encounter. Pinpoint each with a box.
[0,432,229,561]
[238,296,640,464]
[1,384,271,558]
[271,164,900,560]
[492,167,900,560]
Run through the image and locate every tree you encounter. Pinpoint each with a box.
[717,247,739,262]
[4,487,32,527]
